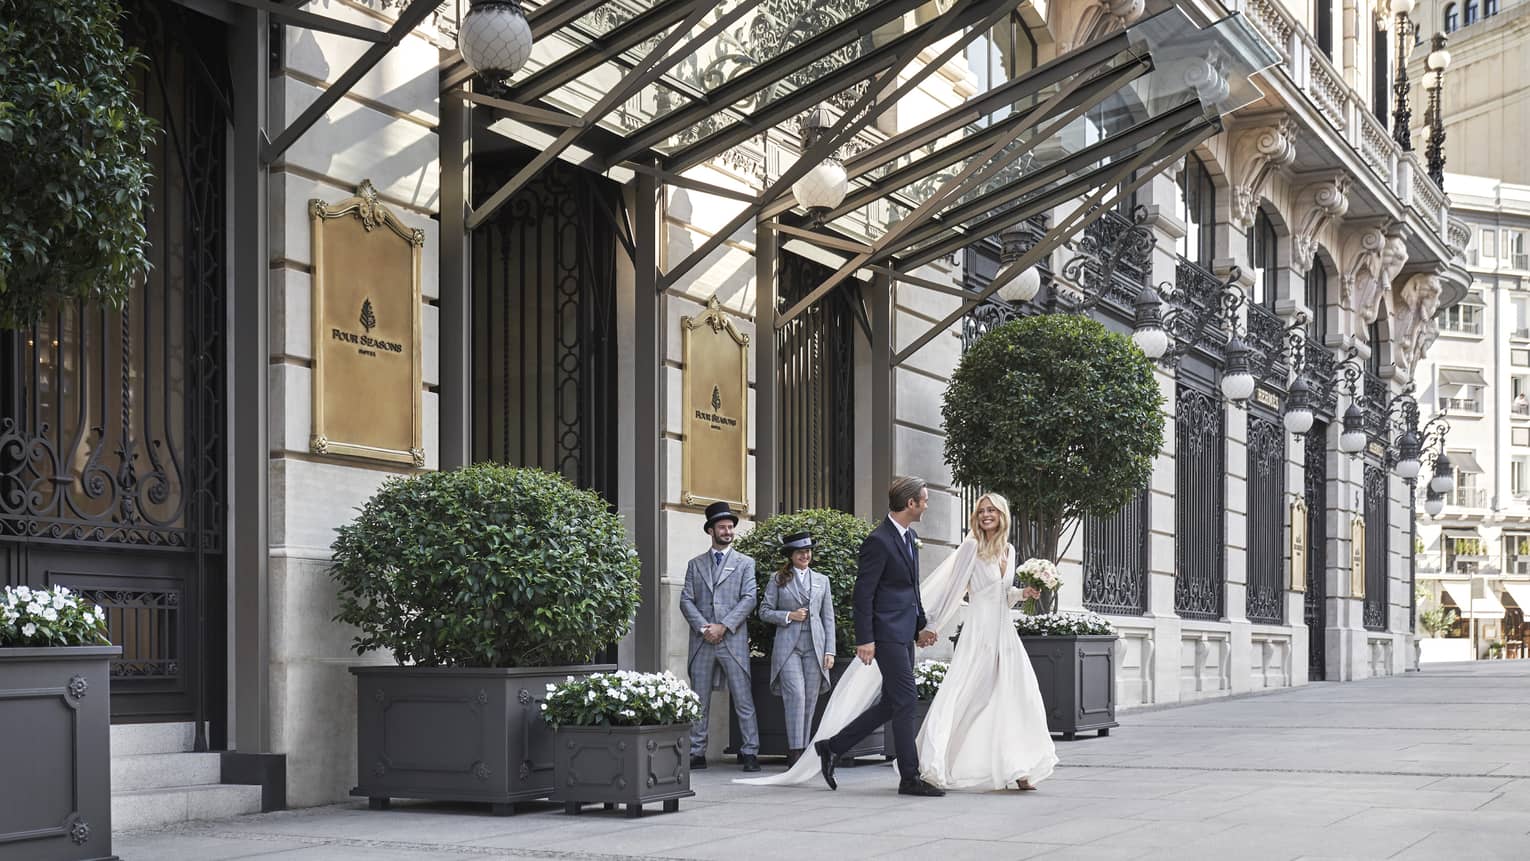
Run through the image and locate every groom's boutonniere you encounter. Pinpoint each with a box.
[912,537,923,551]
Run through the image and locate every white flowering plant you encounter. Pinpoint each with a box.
[913,659,948,700]
[1,585,110,647]
[1014,611,1116,637]
[541,670,702,729]
[1014,558,1062,614]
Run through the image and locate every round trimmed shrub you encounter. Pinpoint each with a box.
[330,465,640,667]
[732,508,874,660]
[943,313,1164,562]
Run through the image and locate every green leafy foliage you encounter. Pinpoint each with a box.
[1,585,111,647]
[732,508,874,660]
[943,314,1165,561]
[1419,605,1458,638]
[329,465,641,668]
[0,0,157,327]
[541,670,702,729]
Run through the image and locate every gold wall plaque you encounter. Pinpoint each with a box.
[309,180,425,466]
[1349,516,1366,598]
[681,297,749,511]
[1289,497,1308,593]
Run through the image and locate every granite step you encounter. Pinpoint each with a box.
[112,783,264,832]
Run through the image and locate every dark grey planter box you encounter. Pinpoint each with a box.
[1022,635,1119,739]
[351,663,614,813]
[551,724,695,818]
[0,645,121,861]
[728,657,883,760]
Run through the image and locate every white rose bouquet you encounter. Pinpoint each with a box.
[1014,558,1062,614]
[1,585,110,647]
[541,670,702,729]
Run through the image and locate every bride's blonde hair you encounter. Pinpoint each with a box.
[969,493,1012,563]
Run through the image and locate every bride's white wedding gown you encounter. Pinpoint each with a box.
[737,537,1058,791]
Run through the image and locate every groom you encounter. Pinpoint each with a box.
[816,476,945,797]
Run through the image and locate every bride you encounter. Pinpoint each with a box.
[739,492,1057,791]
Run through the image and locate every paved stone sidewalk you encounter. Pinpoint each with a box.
[117,660,1530,860]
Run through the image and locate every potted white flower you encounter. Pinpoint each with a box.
[1014,610,1119,740]
[543,671,702,818]
[1,585,119,860]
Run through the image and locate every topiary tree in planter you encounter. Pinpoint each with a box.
[0,0,158,327]
[943,314,1164,564]
[330,464,641,813]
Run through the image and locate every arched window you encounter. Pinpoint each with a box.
[1445,3,1459,31]
[1248,209,1278,308]
[1368,321,1384,374]
[1307,263,1329,345]
[1176,153,1216,267]
[1486,0,1499,16]
[1466,0,1479,24]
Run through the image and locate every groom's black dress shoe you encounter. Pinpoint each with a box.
[898,778,946,797]
[689,756,708,771]
[740,754,760,772]
[814,740,837,790]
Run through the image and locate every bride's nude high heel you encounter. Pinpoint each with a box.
[1015,778,1037,791]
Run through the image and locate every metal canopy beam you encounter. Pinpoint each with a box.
[604,0,934,167]
[223,0,388,42]
[661,0,1013,174]
[508,0,710,104]
[455,89,585,128]
[893,118,1217,366]
[653,0,1015,292]
[774,56,1131,330]
[467,0,756,230]
[260,0,439,163]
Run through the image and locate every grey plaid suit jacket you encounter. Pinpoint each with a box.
[679,548,758,686]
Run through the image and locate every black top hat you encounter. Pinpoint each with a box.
[703,501,739,532]
[780,531,816,556]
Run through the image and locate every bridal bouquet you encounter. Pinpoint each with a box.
[913,659,948,701]
[541,670,702,729]
[1015,558,1061,614]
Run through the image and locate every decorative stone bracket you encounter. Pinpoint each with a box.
[1393,272,1444,375]
[1291,175,1350,274]
[1229,117,1298,230]
[1341,221,1409,328]
[1059,0,1147,51]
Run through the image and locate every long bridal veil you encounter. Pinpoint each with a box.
[734,541,975,787]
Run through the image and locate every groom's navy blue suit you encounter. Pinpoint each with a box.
[826,516,926,780]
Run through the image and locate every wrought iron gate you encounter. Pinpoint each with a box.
[1364,462,1389,631]
[0,1,229,729]
[1305,422,1328,680]
[1083,491,1149,616]
[470,159,620,504]
[776,253,857,514]
[1246,414,1286,624]
[1175,384,1225,620]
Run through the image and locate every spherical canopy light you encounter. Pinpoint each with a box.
[1338,403,1367,454]
[1392,0,1416,16]
[1394,430,1422,480]
[1430,454,1455,494]
[997,267,1042,304]
[1424,493,1445,517]
[1131,286,1169,359]
[1220,337,1256,402]
[1284,378,1314,435]
[1428,46,1453,71]
[791,158,848,214]
[459,0,534,81]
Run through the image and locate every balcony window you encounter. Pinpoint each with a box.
[1446,3,1459,32]
[1483,228,1498,258]
[1315,0,1333,57]
[1307,264,1329,344]
[1513,376,1530,416]
[1175,153,1216,268]
[1438,295,1484,335]
[1372,28,1389,126]
[1514,349,1530,367]
[1466,0,1479,25]
[1515,458,1530,498]
[1507,534,1530,575]
[1248,209,1278,308]
[1486,0,1499,16]
[1506,230,1529,270]
[1447,451,1486,507]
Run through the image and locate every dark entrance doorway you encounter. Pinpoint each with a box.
[1305,421,1329,681]
[0,2,230,736]
[470,156,621,506]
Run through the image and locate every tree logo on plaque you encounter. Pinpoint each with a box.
[360,298,377,333]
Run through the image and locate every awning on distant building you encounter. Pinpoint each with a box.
[1500,581,1530,610]
[1439,580,1505,619]
[1442,528,1480,540]
[1448,451,1484,474]
[1439,368,1489,389]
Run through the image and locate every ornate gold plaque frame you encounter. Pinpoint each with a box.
[1289,497,1308,593]
[1349,516,1366,599]
[681,296,750,511]
[309,180,426,466]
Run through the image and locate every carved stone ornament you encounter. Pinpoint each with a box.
[1393,272,1444,374]
[67,674,88,700]
[69,819,90,845]
[1291,176,1350,274]
[1340,223,1389,322]
[1229,117,1298,229]
[1059,0,1147,51]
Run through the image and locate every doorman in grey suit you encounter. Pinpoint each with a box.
[679,501,761,772]
[759,531,835,766]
